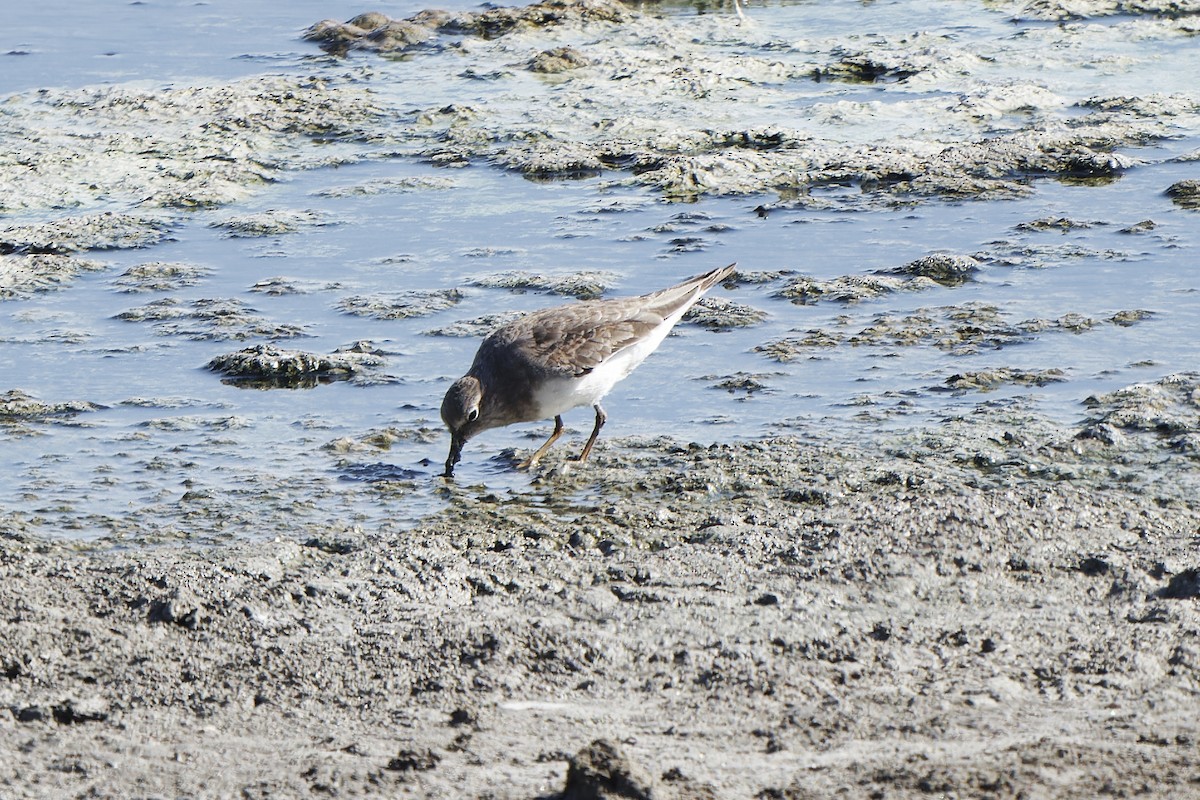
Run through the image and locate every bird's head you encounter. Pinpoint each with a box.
[440,375,484,477]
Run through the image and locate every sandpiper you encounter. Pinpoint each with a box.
[440,263,736,477]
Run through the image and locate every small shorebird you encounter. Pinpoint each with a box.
[441,263,736,477]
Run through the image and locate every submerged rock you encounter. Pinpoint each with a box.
[312,176,458,197]
[813,33,984,83]
[248,276,344,296]
[1165,179,1200,209]
[754,329,844,362]
[757,301,1145,363]
[1109,309,1154,327]
[1015,216,1097,232]
[1119,219,1157,234]
[423,311,526,337]
[993,245,1129,271]
[703,371,775,394]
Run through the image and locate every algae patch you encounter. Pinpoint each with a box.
[207,342,388,388]
[0,76,388,215]
[1,254,107,300]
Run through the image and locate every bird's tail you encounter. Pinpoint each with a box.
[693,263,737,294]
[643,263,737,319]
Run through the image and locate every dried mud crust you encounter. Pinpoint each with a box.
[1,397,1198,799]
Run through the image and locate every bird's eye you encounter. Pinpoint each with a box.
[467,408,479,423]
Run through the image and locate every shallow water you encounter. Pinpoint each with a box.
[2,0,1197,540]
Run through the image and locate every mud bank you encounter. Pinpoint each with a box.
[1,0,1198,795]
[2,391,1198,798]
[0,73,391,295]
[307,0,1200,203]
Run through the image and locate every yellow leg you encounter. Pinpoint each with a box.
[575,404,607,463]
[519,415,564,469]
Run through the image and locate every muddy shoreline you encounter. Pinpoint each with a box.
[2,0,1199,795]
[3,395,1199,798]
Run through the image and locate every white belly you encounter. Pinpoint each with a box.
[532,312,682,419]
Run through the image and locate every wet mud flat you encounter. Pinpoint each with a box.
[1,0,1199,795]
[2,386,1199,798]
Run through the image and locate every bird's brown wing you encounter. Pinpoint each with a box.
[515,300,663,377]
[479,264,736,378]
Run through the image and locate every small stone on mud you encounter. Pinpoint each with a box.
[562,739,655,800]
[386,747,441,772]
[1157,568,1200,600]
[147,589,203,630]
[529,46,592,73]
[448,708,476,727]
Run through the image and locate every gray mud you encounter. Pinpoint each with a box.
[0,76,386,215]
[0,254,107,300]
[0,389,104,436]
[115,297,309,341]
[755,300,1151,362]
[2,0,1199,796]
[297,0,1200,205]
[2,396,1198,798]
